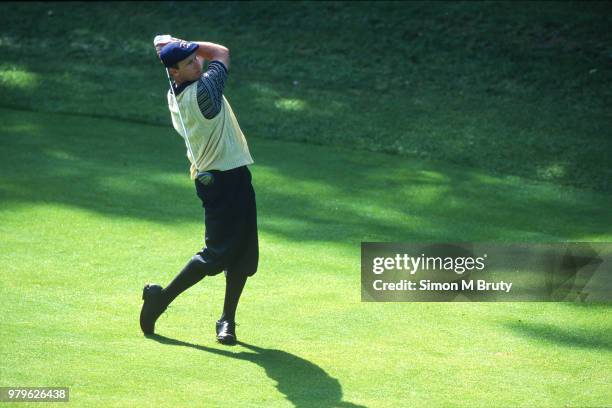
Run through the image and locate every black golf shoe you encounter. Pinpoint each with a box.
[215,320,237,345]
[140,284,168,335]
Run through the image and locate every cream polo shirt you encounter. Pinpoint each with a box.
[167,61,254,179]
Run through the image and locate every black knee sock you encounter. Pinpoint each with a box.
[161,255,211,305]
[219,272,248,323]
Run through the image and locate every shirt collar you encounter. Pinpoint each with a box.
[172,79,197,96]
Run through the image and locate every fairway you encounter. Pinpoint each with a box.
[1,108,611,407]
[2,1,612,406]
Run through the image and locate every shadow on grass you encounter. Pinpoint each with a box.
[1,2,611,193]
[0,108,610,245]
[504,321,612,351]
[145,333,367,408]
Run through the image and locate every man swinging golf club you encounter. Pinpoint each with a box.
[140,34,258,345]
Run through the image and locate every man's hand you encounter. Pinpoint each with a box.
[153,34,183,57]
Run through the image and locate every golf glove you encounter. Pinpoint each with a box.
[196,171,215,186]
[153,34,183,55]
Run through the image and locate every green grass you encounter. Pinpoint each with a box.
[0,1,611,192]
[1,108,611,407]
[1,2,611,406]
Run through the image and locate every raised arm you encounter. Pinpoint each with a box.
[153,35,230,70]
[194,42,230,70]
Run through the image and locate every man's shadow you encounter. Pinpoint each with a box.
[146,334,367,408]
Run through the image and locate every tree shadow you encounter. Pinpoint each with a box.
[0,107,610,248]
[2,2,611,193]
[145,333,367,408]
[503,321,612,351]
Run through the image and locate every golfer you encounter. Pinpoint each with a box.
[140,35,258,345]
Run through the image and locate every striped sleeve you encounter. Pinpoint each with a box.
[196,60,228,120]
